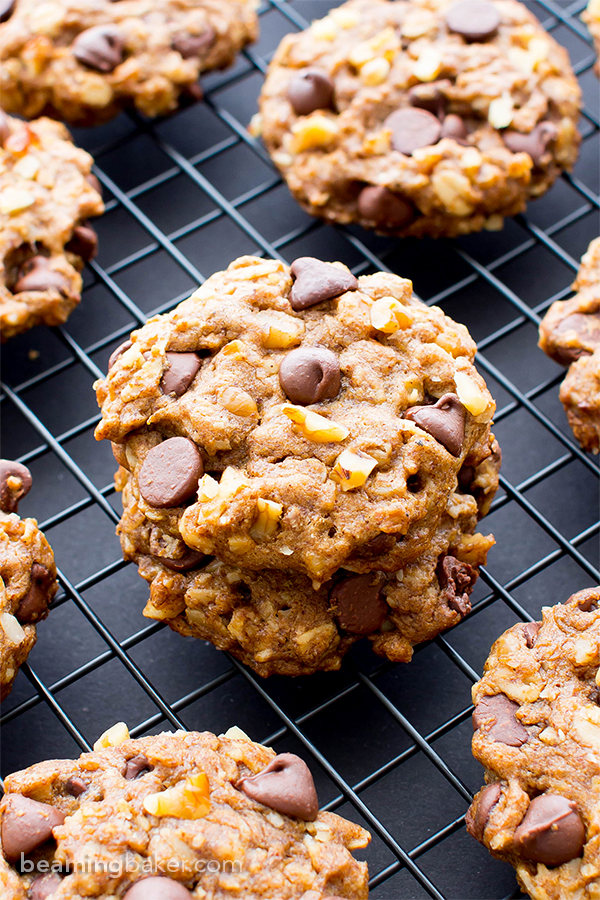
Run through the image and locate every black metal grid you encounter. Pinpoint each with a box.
[1,0,599,896]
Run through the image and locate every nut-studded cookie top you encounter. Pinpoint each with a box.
[467,588,600,900]
[95,255,497,584]
[257,0,581,239]
[0,727,370,899]
[0,0,258,125]
[0,112,104,341]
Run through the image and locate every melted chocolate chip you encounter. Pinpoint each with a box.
[236,753,319,820]
[357,185,416,230]
[467,782,502,842]
[513,794,585,866]
[16,563,53,624]
[13,257,70,296]
[289,258,358,311]
[0,108,10,146]
[551,311,600,364]
[577,588,600,612]
[385,107,443,156]
[472,694,528,747]
[73,25,125,72]
[522,621,541,648]
[0,459,32,514]
[65,776,87,797]
[138,437,203,508]
[29,874,63,900]
[0,0,15,23]
[172,27,216,58]
[158,549,208,572]
[278,347,341,405]
[123,754,153,780]
[405,393,466,456]
[1,795,65,861]
[65,223,98,262]
[330,573,388,634]
[108,340,133,371]
[287,69,334,116]
[160,352,201,397]
[504,122,558,167]
[457,463,475,491]
[123,878,193,900]
[445,0,501,41]
[441,114,468,141]
[437,554,477,615]
[408,80,450,118]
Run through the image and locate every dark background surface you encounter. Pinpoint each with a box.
[1,0,599,897]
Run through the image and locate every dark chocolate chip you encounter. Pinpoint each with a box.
[86,173,103,197]
[357,185,416,230]
[466,782,502,842]
[278,347,341,405]
[457,463,475,491]
[472,694,528,747]
[16,563,53,624]
[445,0,501,41]
[408,80,450,118]
[513,794,585,866]
[576,588,600,612]
[13,257,70,296]
[65,776,87,797]
[437,554,477,615]
[123,878,193,900]
[551,311,600,364]
[138,437,203,508]
[0,108,10,146]
[29,874,63,900]
[123,754,153,780]
[330,573,387,634]
[1,795,65,862]
[0,0,15,23]
[289,257,358,311]
[65,223,98,262]
[236,753,319,821]
[108,340,133,371]
[160,352,201,397]
[73,25,125,73]
[0,459,32,514]
[522,621,541,648]
[441,114,468,141]
[405,393,466,456]
[287,69,334,116]
[158,549,208,572]
[385,107,443,156]
[171,26,216,58]
[504,122,558,167]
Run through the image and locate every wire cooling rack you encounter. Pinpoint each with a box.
[1,0,599,897]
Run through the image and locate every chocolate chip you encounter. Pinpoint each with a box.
[330,573,387,635]
[13,257,70,296]
[123,754,153,780]
[287,69,334,116]
[29,874,63,900]
[0,0,15,23]
[0,459,32,514]
[236,753,319,821]
[357,185,416,230]
[289,258,358,311]
[472,694,528,747]
[123,878,193,900]
[138,437,203,508]
[437,554,477,615]
[385,107,443,156]
[405,393,466,456]
[73,25,125,73]
[65,223,98,262]
[576,588,600,612]
[513,794,585,866]
[457,463,475,491]
[171,26,216,58]
[408,80,450,118]
[466,782,502,842]
[0,108,10,146]
[160,352,201,397]
[522,621,541,648]
[158,549,208,572]
[445,0,501,41]
[1,795,65,862]
[108,340,133,371]
[551,311,600,364]
[65,776,87,797]
[441,114,468,141]
[86,173,103,197]
[16,563,53,624]
[278,347,341,405]
[504,122,558,167]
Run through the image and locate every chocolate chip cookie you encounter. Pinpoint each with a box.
[467,587,600,899]
[583,0,600,76]
[256,0,581,239]
[539,236,600,454]
[0,111,104,341]
[0,0,258,126]
[94,254,499,675]
[0,460,58,701]
[0,724,370,898]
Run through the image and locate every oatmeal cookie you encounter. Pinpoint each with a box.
[539,236,600,453]
[467,587,600,900]
[94,255,499,675]
[0,0,258,126]
[0,111,104,342]
[583,0,600,76]
[0,459,58,701]
[0,724,370,899]
[256,0,581,239]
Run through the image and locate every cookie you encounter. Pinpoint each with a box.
[0,111,104,342]
[539,236,600,454]
[0,0,258,126]
[0,459,58,701]
[0,724,370,899]
[256,0,581,239]
[466,587,600,900]
[94,254,499,675]
[583,0,600,76]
